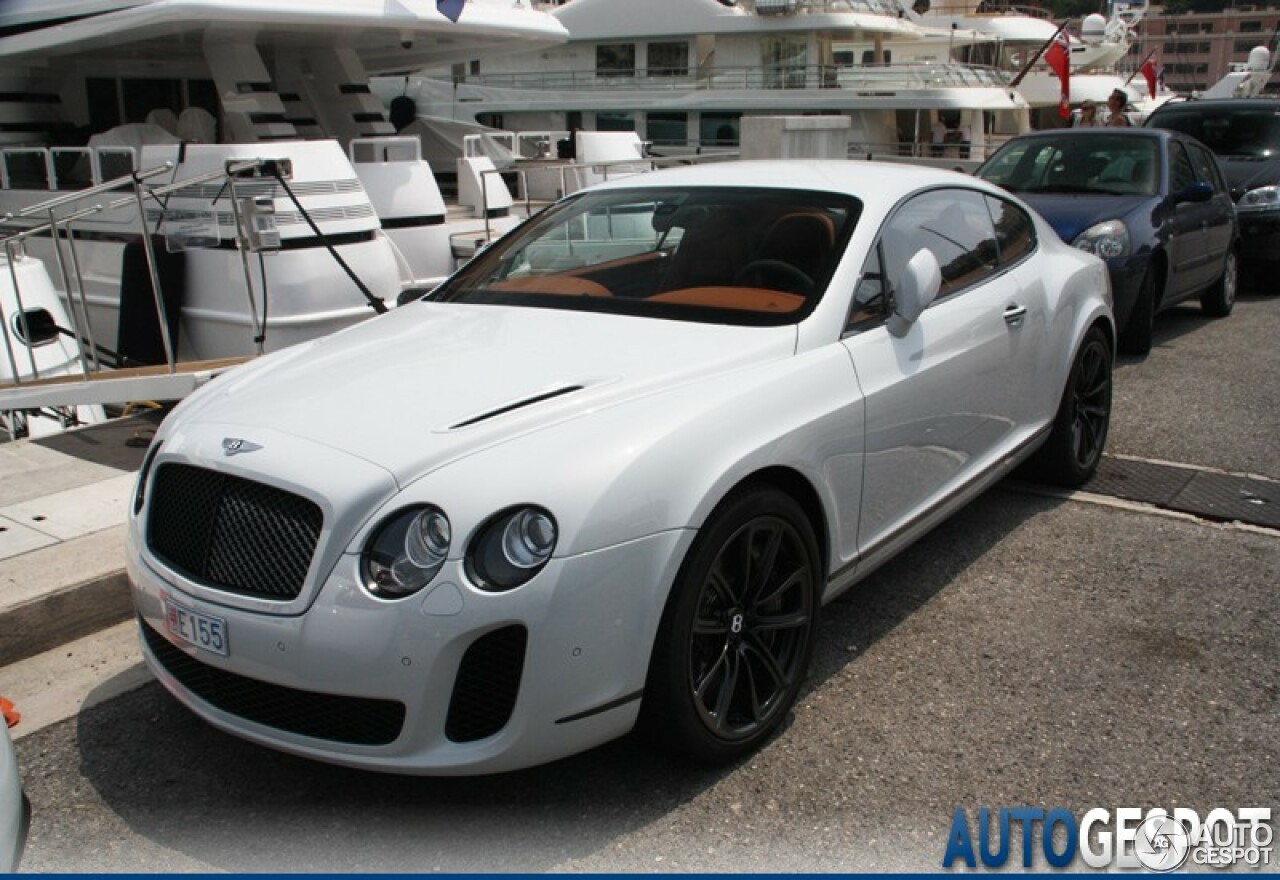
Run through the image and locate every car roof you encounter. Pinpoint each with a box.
[584,159,1010,214]
[1001,127,1170,141]
[1149,97,1280,113]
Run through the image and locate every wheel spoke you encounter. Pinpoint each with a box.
[693,645,729,703]
[707,563,739,608]
[743,634,789,699]
[754,563,805,611]
[693,613,729,637]
[751,607,810,633]
[711,649,742,730]
[747,526,784,604]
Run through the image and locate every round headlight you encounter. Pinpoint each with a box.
[364,505,451,598]
[468,506,558,592]
[1238,185,1280,212]
[502,509,556,569]
[1072,219,1129,259]
[406,509,451,568]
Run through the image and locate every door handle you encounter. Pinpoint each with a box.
[1003,304,1028,326]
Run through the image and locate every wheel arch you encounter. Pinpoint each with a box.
[1148,247,1169,310]
[714,465,831,576]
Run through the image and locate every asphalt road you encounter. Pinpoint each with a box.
[11,288,1279,873]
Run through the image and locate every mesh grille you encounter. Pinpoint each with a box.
[141,618,405,746]
[147,463,322,600]
[445,626,528,743]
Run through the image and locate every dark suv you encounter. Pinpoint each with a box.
[1146,98,1280,268]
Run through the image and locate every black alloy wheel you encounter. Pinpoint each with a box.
[1026,325,1113,487]
[642,486,820,763]
[1067,331,1112,474]
[1201,249,1237,318]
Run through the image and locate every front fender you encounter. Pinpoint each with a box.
[404,343,864,572]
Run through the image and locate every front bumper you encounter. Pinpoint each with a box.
[129,526,693,775]
[1234,210,1280,262]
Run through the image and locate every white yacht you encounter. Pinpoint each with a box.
[914,0,1155,125]
[380,0,1035,163]
[0,0,566,373]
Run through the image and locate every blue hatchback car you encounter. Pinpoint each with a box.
[978,128,1237,355]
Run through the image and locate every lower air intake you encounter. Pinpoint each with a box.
[141,618,405,746]
[445,625,528,742]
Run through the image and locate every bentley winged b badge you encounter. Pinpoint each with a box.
[222,438,263,456]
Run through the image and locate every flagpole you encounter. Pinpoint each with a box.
[1123,48,1158,86]
[1009,19,1070,88]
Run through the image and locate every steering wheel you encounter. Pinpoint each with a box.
[733,259,814,294]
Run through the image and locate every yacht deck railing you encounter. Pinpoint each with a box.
[452,62,1011,94]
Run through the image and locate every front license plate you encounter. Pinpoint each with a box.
[163,597,229,657]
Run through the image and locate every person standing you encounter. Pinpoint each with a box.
[1075,99,1101,127]
[1105,89,1132,127]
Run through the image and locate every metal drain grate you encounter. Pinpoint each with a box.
[1083,456,1280,529]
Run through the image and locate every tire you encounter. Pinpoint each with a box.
[1118,269,1154,356]
[1026,326,1113,487]
[1200,248,1237,318]
[641,485,821,764]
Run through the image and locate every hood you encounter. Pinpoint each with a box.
[1216,155,1280,200]
[175,303,797,486]
[1014,192,1156,245]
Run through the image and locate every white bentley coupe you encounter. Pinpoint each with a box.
[127,161,1113,774]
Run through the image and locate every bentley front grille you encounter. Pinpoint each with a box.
[146,463,323,600]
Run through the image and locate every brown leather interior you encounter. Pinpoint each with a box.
[647,286,806,313]
[759,212,837,281]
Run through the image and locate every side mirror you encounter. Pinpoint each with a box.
[887,247,942,337]
[1175,181,1214,204]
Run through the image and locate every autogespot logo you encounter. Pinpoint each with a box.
[942,806,1273,871]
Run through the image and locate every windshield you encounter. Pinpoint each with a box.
[979,135,1160,196]
[433,187,860,326]
[1149,107,1280,159]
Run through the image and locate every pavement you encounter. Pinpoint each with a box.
[0,411,161,666]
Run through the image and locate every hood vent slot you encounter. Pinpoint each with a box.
[449,385,585,430]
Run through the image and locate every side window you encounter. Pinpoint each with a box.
[984,195,1037,266]
[1188,143,1226,193]
[847,188,1001,333]
[886,189,1000,299]
[847,239,890,332]
[1169,142,1196,195]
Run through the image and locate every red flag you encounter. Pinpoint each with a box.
[1140,57,1158,98]
[1045,30,1071,120]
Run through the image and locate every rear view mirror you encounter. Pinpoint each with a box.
[888,248,942,337]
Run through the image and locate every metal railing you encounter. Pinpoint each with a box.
[1,159,267,429]
[450,150,741,261]
[450,61,1011,93]
[1,145,141,193]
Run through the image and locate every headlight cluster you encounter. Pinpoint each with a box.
[364,505,451,598]
[467,507,558,592]
[362,504,557,598]
[1237,185,1280,213]
[1072,220,1130,259]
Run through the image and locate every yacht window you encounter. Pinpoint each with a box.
[598,112,636,132]
[647,112,688,146]
[86,78,122,132]
[597,44,636,78]
[700,112,741,147]
[648,42,689,77]
[123,78,181,122]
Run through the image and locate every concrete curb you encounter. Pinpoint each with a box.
[0,569,133,667]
